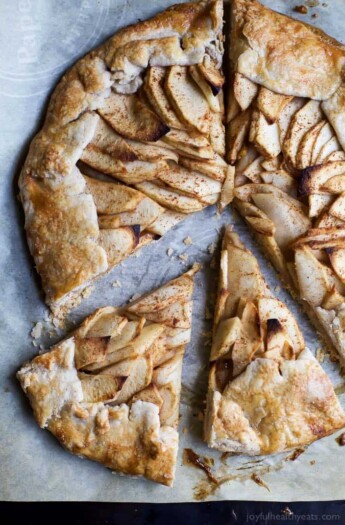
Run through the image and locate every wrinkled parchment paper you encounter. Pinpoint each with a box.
[1,0,345,502]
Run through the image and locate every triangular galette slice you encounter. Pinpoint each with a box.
[17,265,199,486]
[204,228,345,455]
[227,0,345,366]
[19,0,233,315]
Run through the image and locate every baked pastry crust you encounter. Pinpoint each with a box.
[17,265,199,486]
[19,0,232,313]
[227,0,345,367]
[204,228,345,455]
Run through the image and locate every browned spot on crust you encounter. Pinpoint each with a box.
[267,318,283,335]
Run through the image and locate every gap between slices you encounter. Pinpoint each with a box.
[17,265,199,487]
[228,0,345,367]
[19,0,233,316]
[204,228,345,455]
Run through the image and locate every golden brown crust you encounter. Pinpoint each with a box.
[204,229,345,455]
[19,0,225,312]
[17,266,199,486]
[230,0,345,100]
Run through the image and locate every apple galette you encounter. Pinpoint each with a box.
[228,0,345,366]
[204,228,345,455]
[19,0,233,315]
[17,265,198,486]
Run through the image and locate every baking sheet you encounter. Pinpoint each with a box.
[1,0,345,502]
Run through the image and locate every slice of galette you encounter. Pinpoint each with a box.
[227,0,345,366]
[204,228,345,455]
[17,265,199,486]
[19,0,233,315]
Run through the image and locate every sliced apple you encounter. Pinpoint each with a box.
[227,84,241,123]
[236,183,306,211]
[295,246,331,306]
[143,301,192,329]
[327,247,345,283]
[321,286,344,310]
[325,151,345,162]
[321,83,345,152]
[329,193,345,221]
[165,66,210,134]
[261,156,282,171]
[126,139,179,163]
[163,129,214,159]
[249,110,281,159]
[107,319,145,353]
[233,73,258,111]
[99,227,139,266]
[278,97,305,144]
[158,382,179,427]
[245,216,276,236]
[257,87,292,124]
[265,318,291,359]
[83,175,141,214]
[298,161,345,195]
[144,67,184,130]
[257,297,304,352]
[179,155,227,183]
[98,196,163,230]
[316,136,341,164]
[128,272,194,315]
[209,110,225,156]
[158,163,221,199]
[74,336,109,370]
[131,384,163,409]
[84,312,127,339]
[189,65,221,113]
[310,122,334,164]
[227,108,251,165]
[235,145,258,174]
[99,92,169,142]
[115,356,153,405]
[223,244,266,318]
[316,212,344,228]
[146,209,186,236]
[251,193,311,250]
[322,174,345,194]
[242,155,264,183]
[261,170,296,195]
[283,100,322,167]
[308,193,333,219]
[210,317,242,361]
[296,120,326,169]
[79,373,120,403]
[219,165,235,211]
[135,181,204,213]
[197,60,224,94]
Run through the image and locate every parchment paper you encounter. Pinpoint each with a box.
[1,0,345,502]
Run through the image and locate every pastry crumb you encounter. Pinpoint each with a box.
[179,254,188,262]
[167,248,174,256]
[310,460,316,465]
[274,285,281,293]
[31,322,43,339]
[81,285,93,299]
[112,280,122,288]
[306,0,319,6]
[130,293,141,302]
[316,348,326,363]
[207,242,216,255]
[183,236,193,246]
[294,5,308,14]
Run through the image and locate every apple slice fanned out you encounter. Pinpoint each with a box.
[316,136,342,164]
[99,92,169,142]
[135,181,204,214]
[329,193,345,221]
[143,67,185,130]
[295,246,332,306]
[298,161,345,196]
[165,66,210,134]
[227,108,251,165]
[260,170,296,195]
[308,193,334,218]
[261,156,282,172]
[283,100,322,167]
[249,110,281,159]
[204,227,345,455]
[310,122,334,164]
[325,151,345,162]
[257,87,292,124]
[197,60,224,96]
[125,139,179,163]
[209,109,225,156]
[99,227,140,266]
[321,83,345,152]
[233,72,258,111]
[189,65,221,113]
[296,121,326,169]
[278,97,305,144]
[179,154,227,182]
[146,209,186,237]
[327,247,345,283]
[98,196,163,230]
[162,129,214,160]
[241,155,264,183]
[316,212,345,229]
[84,175,142,214]
[158,163,222,200]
